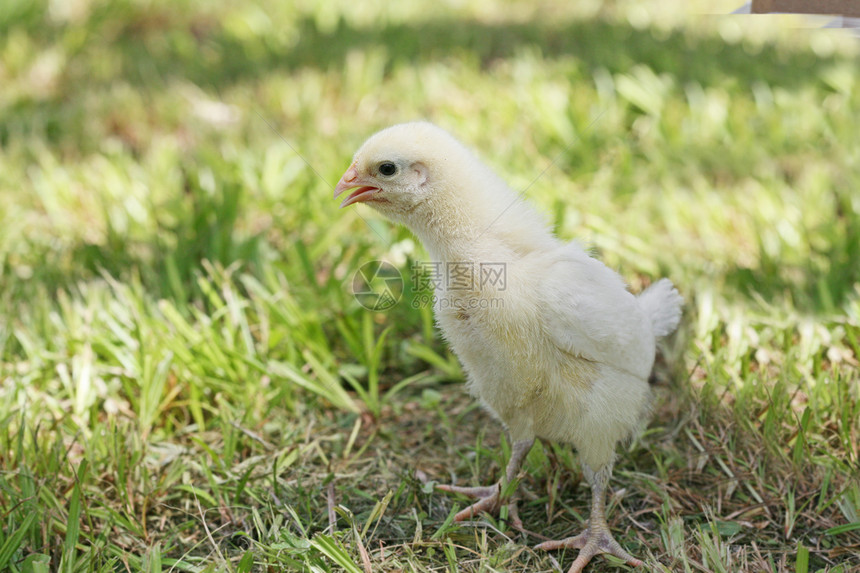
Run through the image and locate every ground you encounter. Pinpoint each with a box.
[0,0,859,572]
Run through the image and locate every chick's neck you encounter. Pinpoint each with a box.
[409,186,556,265]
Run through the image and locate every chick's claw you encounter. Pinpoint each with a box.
[536,527,643,573]
[435,483,523,528]
[534,529,590,551]
[435,483,498,499]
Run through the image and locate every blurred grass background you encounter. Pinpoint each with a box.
[0,0,858,571]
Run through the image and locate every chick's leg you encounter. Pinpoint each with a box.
[535,463,642,572]
[437,439,533,526]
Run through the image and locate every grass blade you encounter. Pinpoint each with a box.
[311,534,363,573]
[61,460,86,573]
[0,512,39,569]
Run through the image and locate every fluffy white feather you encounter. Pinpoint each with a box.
[638,278,684,338]
[335,122,683,572]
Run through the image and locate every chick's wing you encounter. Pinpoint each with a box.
[535,244,655,379]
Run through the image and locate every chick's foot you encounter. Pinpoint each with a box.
[435,482,522,527]
[436,438,534,528]
[535,524,642,572]
[536,463,642,572]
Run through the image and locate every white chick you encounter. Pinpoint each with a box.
[334,122,682,572]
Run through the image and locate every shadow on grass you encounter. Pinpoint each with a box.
[89,15,839,91]
[5,10,846,161]
[4,9,844,125]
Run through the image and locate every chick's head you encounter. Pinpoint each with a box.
[334,122,474,223]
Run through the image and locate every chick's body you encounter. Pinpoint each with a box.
[437,243,653,471]
[335,122,682,572]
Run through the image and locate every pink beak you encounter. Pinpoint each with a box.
[334,163,380,208]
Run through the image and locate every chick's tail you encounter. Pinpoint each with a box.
[637,278,683,338]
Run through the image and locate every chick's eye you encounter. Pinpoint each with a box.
[378,162,397,177]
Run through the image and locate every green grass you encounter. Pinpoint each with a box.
[1,0,859,571]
